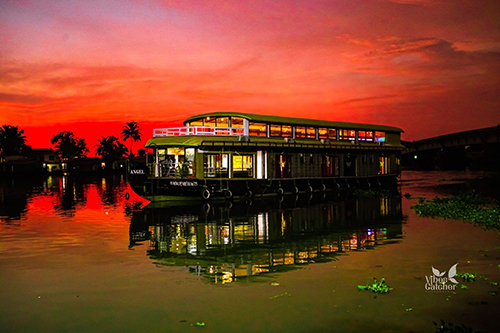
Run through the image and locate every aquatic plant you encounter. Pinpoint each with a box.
[358,277,392,294]
[411,191,500,230]
[433,320,479,333]
[456,272,477,282]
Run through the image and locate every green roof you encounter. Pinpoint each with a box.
[184,111,404,133]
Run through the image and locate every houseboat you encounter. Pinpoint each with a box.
[129,112,404,202]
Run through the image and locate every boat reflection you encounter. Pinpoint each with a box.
[130,194,403,284]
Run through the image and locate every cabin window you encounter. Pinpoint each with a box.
[318,128,327,139]
[204,153,229,178]
[375,131,386,143]
[232,155,253,178]
[189,120,203,127]
[204,117,216,126]
[348,130,356,141]
[282,125,292,137]
[275,155,292,178]
[358,131,374,141]
[339,129,349,141]
[328,128,337,140]
[295,127,306,138]
[270,124,282,137]
[379,156,389,174]
[306,127,316,139]
[185,148,195,177]
[231,117,244,128]
[322,156,339,176]
[216,117,229,127]
[249,122,267,136]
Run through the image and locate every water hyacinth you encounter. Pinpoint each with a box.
[411,191,500,230]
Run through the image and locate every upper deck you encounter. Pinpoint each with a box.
[150,112,404,146]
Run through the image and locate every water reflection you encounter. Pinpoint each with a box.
[130,195,403,284]
[0,175,130,221]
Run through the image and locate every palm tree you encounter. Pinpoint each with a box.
[50,131,89,160]
[0,125,31,156]
[95,136,128,160]
[121,122,142,157]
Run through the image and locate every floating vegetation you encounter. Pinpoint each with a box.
[411,191,500,230]
[456,272,477,282]
[358,277,392,294]
[433,320,479,333]
[193,322,205,327]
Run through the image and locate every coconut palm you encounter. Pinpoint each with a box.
[50,131,89,160]
[121,122,142,157]
[95,136,128,160]
[0,125,31,156]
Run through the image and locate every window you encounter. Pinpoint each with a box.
[339,129,349,141]
[249,122,267,136]
[204,117,215,126]
[282,125,292,137]
[348,130,356,141]
[375,131,386,143]
[188,120,203,127]
[231,117,244,128]
[295,127,306,138]
[306,127,316,139]
[318,128,328,139]
[204,154,229,178]
[216,117,229,127]
[270,124,282,137]
[232,155,253,178]
[328,128,337,140]
[379,156,389,174]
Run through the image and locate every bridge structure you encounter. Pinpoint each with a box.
[402,125,500,170]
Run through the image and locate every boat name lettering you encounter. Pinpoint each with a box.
[170,180,198,187]
[130,169,145,175]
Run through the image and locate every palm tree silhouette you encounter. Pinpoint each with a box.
[0,125,30,156]
[121,122,142,157]
[95,136,128,160]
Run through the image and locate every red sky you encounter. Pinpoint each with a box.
[1,0,499,153]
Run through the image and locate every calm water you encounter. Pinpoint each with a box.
[1,171,499,332]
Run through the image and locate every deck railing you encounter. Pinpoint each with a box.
[153,126,245,137]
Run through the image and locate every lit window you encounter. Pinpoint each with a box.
[270,124,281,137]
[339,129,349,141]
[375,131,386,143]
[295,127,306,138]
[216,117,228,127]
[232,155,253,178]
[249,122,267,136]
[328,128,337,140]
[282,125,292,137]
[306,127,316,139]
[348,130,356,140]
[231,117,244,128]
[318,128,328,139]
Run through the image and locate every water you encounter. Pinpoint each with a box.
[1,171,499,332]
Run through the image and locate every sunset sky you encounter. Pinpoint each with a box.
[1,0,499,152]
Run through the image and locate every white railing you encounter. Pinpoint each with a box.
[153,126,245,137]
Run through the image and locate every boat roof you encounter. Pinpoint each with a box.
[184,112,404,133]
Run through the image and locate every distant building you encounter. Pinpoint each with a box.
[402,125,500,171]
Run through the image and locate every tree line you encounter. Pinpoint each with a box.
[0,122,143,160]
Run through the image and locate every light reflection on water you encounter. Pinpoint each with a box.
[132,196,403,284]
[2,171,500,332]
